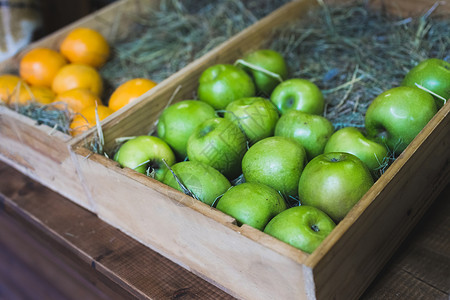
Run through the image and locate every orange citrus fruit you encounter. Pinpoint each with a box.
[60,27,110,68]
[52,63,103,96]
[108,78,157,111]
[53,88,101,113]
[19,47,67,87]
[70,104,114,136]
[0,74,23,104]
[11,85,56,105]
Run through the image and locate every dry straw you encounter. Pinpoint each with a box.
[16,102,72,134]
[267,0,449,129]
[100,0,291,98]
[11,0,290,136]
[13,0,449,159]
[74,0,450,202]
[264,0,449,177]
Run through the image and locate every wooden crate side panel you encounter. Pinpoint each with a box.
[72,148,310,300]
[308,104,450,300]
[0,107,92,210]
[0,0,160,210]
[0,107,70,162]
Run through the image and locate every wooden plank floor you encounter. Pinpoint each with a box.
[0,160,449,299]
[0,162,233,300]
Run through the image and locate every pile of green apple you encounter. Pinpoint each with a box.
[113,49,448,254]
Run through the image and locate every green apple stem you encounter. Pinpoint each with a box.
[147,167,156,178]
[235,59,283,83]
[311,224,320,232]
[414,83,447,105]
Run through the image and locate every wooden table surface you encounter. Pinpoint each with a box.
[0,160,449,300]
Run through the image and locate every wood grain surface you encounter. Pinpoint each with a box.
[0,160,448,299]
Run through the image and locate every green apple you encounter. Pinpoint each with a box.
[264,205,336,254]
[274,110,334,160]
[224,97,279,145]
[114,135,176,181]
[197,64,255,110]
[365,86,437,154]
[270,78,324,115]
[324,127,388,173]
[242,136,307,199]
[157,100,217,159]
[216,182,286,230]
[239,49,288,96]
[402,58,450,109]
[298,152,374,222]
[187,117,247,179]
[161,161,231,206]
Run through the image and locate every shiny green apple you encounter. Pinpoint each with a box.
[270,78,324,115]
[216,182,287,230]
[275,110,334,160]
[264,205,336,254]
[365,86,437,154]
[402,58,450,109]
[187,117,247,179]
[161,161,231,206]
[114,135,176,181]
[240,49,288,96]
[242,136,307,199]
[197,64,255,110]
[157,100,217,159]
[225,97,279,144]
[298,152,374,222]
[324,127,388,173]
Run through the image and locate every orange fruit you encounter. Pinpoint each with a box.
[0,74,23,104]
[60,27,110,68]
[108,78,157,111]
[19,47,67,87]
[52,63,103,96]
[11,85,56,105]
[53,88,101,113]
[70,104,114,136]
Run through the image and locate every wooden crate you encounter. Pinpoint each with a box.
[71,0,450,299]
[0,0,163,211]
[0,0,281,212]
